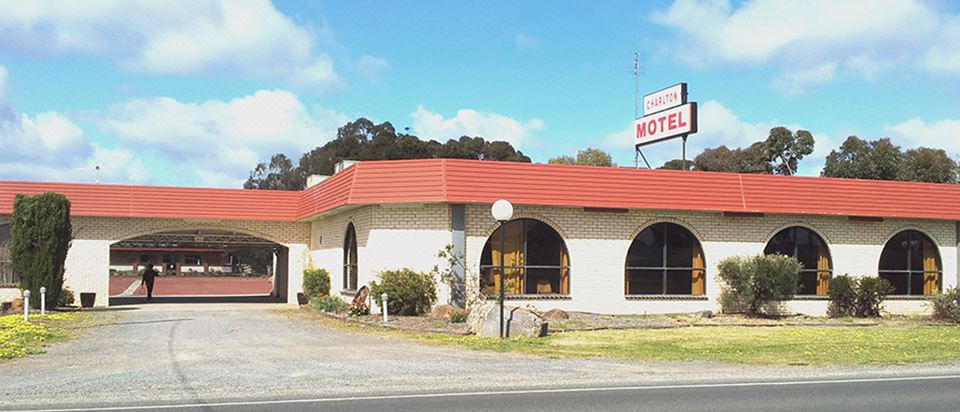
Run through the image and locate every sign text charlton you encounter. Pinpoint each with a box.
[634,103,697,146]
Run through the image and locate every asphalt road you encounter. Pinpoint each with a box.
[14,375,960,412]
[3,303,960,411]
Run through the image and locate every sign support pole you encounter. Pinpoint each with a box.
[682,135,688,170]
[635,146,652,169]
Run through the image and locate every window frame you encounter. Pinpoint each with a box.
[624,222,706,296]
[479,218,571,296]
[879,230,942,296]
[342,223,358,292]
[763,226,833,296]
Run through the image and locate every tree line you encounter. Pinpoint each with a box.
[244,118,531,190]
[245,117,959,190]
[658,130,958,184]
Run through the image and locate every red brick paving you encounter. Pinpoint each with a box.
[109,276,273,296]
[109,277,138,295]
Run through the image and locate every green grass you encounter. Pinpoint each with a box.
[416,326,960,366]
[286,308,960,366]
[0,312,105,360]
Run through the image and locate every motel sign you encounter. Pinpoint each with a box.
[635,83,698,146]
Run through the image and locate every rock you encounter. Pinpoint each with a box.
[10,298,23,312]
[471,303,547,338]
[690,310,713,319]
[466,302,495,334]
[542,308,569,321]
[431,304,468,320]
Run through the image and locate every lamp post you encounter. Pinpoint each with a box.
[490,199,514,339]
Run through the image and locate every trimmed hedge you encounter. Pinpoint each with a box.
[11,193,72,309]
[302,268,331,298]
[370,268,437,316]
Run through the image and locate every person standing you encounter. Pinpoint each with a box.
[141,263,159,301]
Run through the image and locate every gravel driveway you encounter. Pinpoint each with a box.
[2,304,959,410]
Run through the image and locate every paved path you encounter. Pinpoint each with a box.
[2,304,960,411]
[109,276,273,296]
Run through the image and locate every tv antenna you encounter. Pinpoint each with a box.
[633,52,651,169]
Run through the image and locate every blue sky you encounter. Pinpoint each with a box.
[1,0,958,187]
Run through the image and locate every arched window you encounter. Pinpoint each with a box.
[879,230,941,296]
[625,223,705,295]
[343,223,358,291]
[480,219,569,296]
[764,226,832,295]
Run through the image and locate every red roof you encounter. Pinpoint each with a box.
[0,181,300,221]
[2,159,960,222]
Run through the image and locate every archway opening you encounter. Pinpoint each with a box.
[108,229,287,303]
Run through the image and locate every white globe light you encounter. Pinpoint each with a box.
[491,199,514,222]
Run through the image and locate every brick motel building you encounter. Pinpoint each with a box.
[0,159,957,314]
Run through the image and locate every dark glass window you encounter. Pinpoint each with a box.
[343,223,358,291]
[480,219,569,295]
[625,223,705,295]
[879,230,941,296]
[763,227,832,295]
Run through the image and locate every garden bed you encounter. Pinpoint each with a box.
[301,305,471,335]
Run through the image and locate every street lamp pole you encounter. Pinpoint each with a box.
[499,219,505,339]
[490,199,514,339]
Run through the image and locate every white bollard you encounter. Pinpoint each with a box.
[40,287,46,315]
[381,292,388,323]
[23,290,30,321]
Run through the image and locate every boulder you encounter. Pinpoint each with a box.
[431,304,468,320]
[10,298,23,312]
[542,308,569,321]
[471,303,547,338]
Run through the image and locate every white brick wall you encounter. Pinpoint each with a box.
[63,240,111,307]
[461,204,957,315]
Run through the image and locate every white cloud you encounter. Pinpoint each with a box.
[96,89,349,187]
[884,118,960,155]
[514,34,538,49]
[771,63,836,96]
[597,100,832,175]
[0,65,149,183]
[355,55,390,82]
[410,105,544,149]
[0,0,345,91]
[651,0,960,91]
[0,64,350,187]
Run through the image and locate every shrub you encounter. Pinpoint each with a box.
[370,268,437,316]
[717,254,801,316]
[57,287,75,307]
[827,275,858,317]
[310,295,349,313]
[931,287,960,323]
[302,268,331,298]
[855,277,894,317]
[11,193,72,309]
[828,275,894,318]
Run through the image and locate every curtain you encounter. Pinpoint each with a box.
[817,243,831,295]
[490,221,524,295]
[691,243,705,295]
[559,248,570,294]
[923,239,940,295]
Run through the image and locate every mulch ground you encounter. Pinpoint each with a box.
[301,306,471,335]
